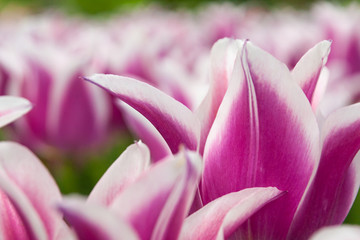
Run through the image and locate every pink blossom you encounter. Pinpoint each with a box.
[87,39,360,239]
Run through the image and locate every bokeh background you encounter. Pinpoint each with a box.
[2,0,359,15]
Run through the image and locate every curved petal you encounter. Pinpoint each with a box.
[180,187,284,240]
[0,175,47,240]
[85,74,200,153]
[88,141,150,206]
[202,41,320,239]
[195,38,242,153]
[54,74,106,150]
[0,96,32,128]
[119,101,172,162]
[59,196,139,240]
[19,59,52,142]
[291,40,331,107]
[110,149,202,240]
[288,103,360,239]
[0,142,64,239]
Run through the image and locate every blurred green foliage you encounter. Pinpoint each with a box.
[1,0,360,16]
[345,193,360,224]
[51,130,134,195]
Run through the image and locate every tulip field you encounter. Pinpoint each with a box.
[0,1,360,239]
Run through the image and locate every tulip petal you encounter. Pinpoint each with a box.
[291,40,331,107]
[0,175,47,240]
[20,60,51,142]
[195,38,241,153]
[0,96,32,128]
[88,141,150,206]
[86,74,200,153]
[310,225,360,240]
[0,142,64,239]
[288,103,360,239]
[180,187,283,240]
[55,74,104,150]
[202,42,320,239]
[110,149,202,240]
[119,101,172,162]
[59,196,139,240]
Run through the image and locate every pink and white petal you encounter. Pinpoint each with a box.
[0,142,64,239]
[291,40,331,105]
[195,38,242,153]
[54,222,77,240]
[310,225,360,240]
[20,59,52,142]
[0,174,47,240]
[119,101,172,162]
[288,103,360,240]
[86,74,200,153]
[311,67,329,112]
[88,141,150,206]
[58,196,139,240]
[180,187,283,240]
[110,149,202,240]
[202,41,320,239]
[54,74,102,150]
[0,190,28,240]
[0,96,32,128]
[152,151,202,240]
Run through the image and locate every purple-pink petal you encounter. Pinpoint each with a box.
[0,142,65,239]
[109,149,202,240]
[195,38,241,154]
[291,40,331,106]
[180,187,284,240]
[87,141,150,206]
[0,175,47,240]
[59,197,139,240]
[202,41,320,239]
[86,74,200,153]
[288,103,360,240]
[55,74,108,150]
[119,102,172,162]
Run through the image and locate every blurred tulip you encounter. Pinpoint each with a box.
[2,42,112,153]
[0,142,73,240]
[0,95,73,239]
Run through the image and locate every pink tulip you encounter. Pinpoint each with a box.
[59,142,203,239]
[0,95,73,240]
[87,38,360,239]
[2,44,112,153]
[0,142,73,240]
[58,141,283,239]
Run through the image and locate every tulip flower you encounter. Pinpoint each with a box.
[58,141,283,240]
[0,95,73,239]
[87,38,360,239]
[0,141,74,240]
[59,142,203,239]
[2,44,112,153]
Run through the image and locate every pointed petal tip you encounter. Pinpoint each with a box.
[317,40,332,59]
